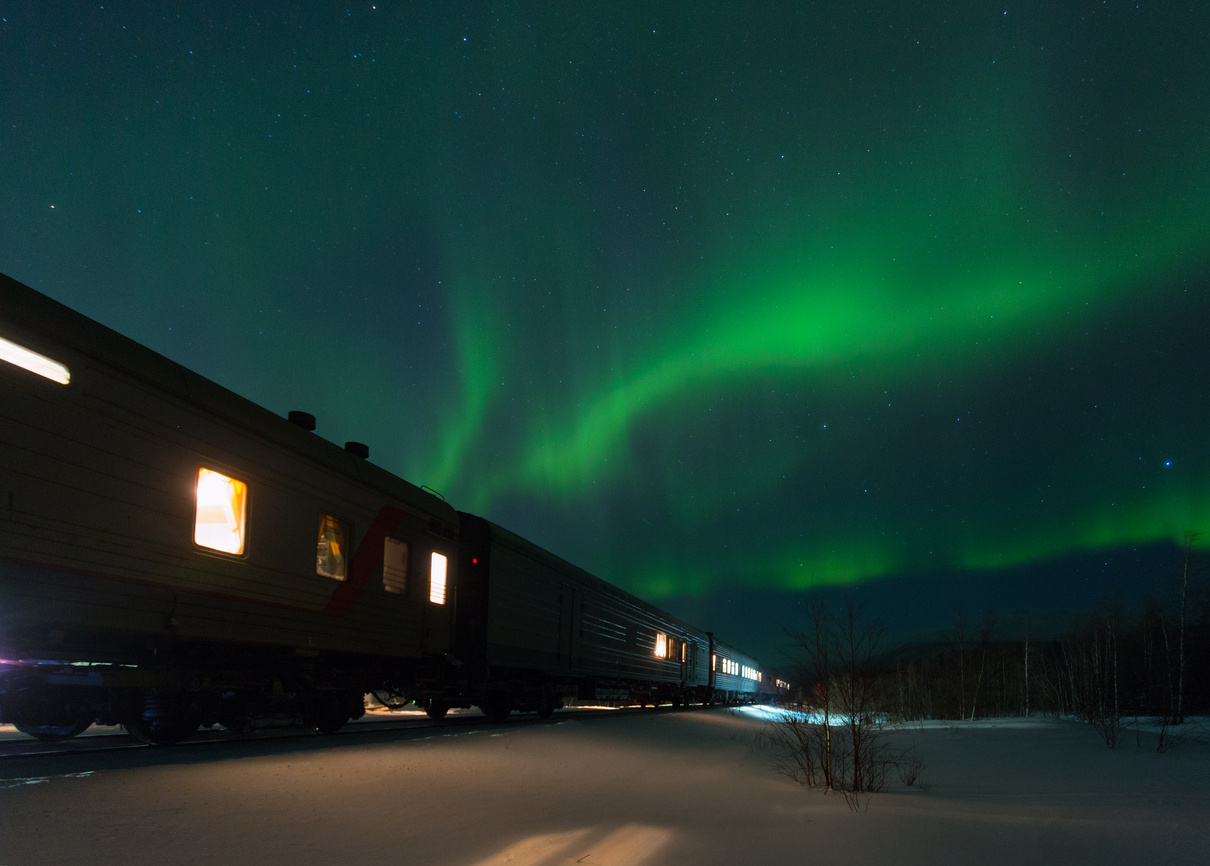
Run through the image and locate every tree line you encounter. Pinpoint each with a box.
[766,535,1204,805]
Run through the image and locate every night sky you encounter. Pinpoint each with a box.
[3,3,1208,661]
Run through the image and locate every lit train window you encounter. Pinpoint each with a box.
[654,632,668,658]
[194,468,247,555]
[711,654,717,672]
[429,552,447,604]
[383,538,408,594]
[0,335,70,385]
[316,514,348,581]
[664,635,682,662]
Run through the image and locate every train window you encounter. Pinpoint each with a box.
[711,654,717,672]
[0,335,71,385]
[654,632,668,659]
[383,538,408,594]
[194,468,247,555]
[663,635,682,662]
[316,514,348,581]
[429,552,447,604]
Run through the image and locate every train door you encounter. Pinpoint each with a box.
[423,550,454,654]
[558,584,582,669]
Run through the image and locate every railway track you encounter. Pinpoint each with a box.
[0,704,688,760]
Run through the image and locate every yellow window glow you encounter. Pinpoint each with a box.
[316,514,348,581]
[0,335,70,384]
[429,552,447,604]
[654,632,667,659]
[194,468,247,554]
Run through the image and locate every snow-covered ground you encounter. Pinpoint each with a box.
[1,709,1207,864]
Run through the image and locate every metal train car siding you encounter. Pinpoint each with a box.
[0,272,782,744]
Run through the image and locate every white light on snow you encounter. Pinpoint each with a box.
[0,335,70,384]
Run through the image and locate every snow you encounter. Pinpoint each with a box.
[1,710,1207,864]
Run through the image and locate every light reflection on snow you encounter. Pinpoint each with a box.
[0,770,94,789]
[468,824,672,865]
[738,705,855,726]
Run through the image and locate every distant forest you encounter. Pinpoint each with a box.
[787,536,1206,739]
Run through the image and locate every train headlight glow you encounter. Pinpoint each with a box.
[194,468,247,555]
[0,335,70,384]
[429,552,447,604]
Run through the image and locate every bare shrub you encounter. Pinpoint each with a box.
[897,745,926,787]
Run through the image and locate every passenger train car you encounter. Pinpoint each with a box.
[0,271,780,744]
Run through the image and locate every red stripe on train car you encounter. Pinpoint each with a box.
[319,504,407,617]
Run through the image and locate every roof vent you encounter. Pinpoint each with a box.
[288,411,316,432]
[345,441,370,459]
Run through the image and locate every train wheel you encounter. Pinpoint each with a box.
[426,701,450,720]
[125,712,199,746]
[481,695,511,723]
[309,696,350,734]
[125,693,200,745]
[14,719,92,742]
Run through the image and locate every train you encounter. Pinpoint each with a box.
[0,271,785,744]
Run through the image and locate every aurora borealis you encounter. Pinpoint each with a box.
[2,3,1208,654]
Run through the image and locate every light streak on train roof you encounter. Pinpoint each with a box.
[0,335,70,384]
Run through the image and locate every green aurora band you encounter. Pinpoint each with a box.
[3,3,1209,603]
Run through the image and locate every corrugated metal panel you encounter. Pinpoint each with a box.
[480,519,707,686]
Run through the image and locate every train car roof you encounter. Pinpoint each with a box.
[0,271,457,530]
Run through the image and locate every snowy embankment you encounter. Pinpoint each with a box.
[2,709,1207,865]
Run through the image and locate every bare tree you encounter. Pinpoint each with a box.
[969,610,996,720]
[1175,531,1198,725]
[773,597,898,810]
[951,607,968,720]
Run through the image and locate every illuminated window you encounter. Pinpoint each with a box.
[429,552,447,604]
[0,335,70,385]
[194,468,247,555]
[711,654,717,672]
[383,538,408,594]
[316,514,348,580]
[664,636,681,662]
[654,632,668,659]
[741,665,758,680]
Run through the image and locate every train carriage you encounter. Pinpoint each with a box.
[707,641,765,705]
[0,272,458,742]
[444,514,712,719]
